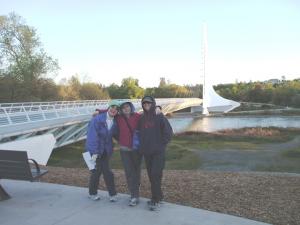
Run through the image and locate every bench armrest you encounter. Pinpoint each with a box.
[28,159,40,173]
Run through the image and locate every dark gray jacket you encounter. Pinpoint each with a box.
[138,96,173,155]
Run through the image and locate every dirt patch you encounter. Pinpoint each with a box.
[41,167,300,225]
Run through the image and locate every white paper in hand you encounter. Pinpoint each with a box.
[82,152,96,170]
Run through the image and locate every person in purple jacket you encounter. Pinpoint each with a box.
[85,100,119,201]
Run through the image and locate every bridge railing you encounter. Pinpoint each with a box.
[0,98,201,127]
[0,100,111,108]
[0,100,110,127]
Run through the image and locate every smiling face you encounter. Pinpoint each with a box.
[108,105,118,117]
[121,103,131,116]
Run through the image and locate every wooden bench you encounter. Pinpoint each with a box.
[0,149,48,201]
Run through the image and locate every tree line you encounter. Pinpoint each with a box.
[215,79,300,108]
[0,13,299,107]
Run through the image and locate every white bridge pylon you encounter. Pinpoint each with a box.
[201,23,240,114]
[0,98,202,148]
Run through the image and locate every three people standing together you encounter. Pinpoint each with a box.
[85,96,173,211]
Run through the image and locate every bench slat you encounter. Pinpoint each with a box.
[0,150,28,161]
[0,159,32,180]
[0,161,28,167]
[0,172,32,180]
[0,164,28,171]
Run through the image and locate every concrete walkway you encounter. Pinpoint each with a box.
[0,180,271,225]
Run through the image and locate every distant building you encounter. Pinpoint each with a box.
[264,79,281,84]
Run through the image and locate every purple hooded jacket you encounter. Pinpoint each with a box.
[85,112,117,156]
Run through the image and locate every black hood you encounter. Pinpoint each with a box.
[141,96,156,114]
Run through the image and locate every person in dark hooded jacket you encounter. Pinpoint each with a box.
[137,96,173,211]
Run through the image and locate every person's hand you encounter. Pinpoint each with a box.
[155,107,162,114]
[91,154,98,162]
[92,111,100,117]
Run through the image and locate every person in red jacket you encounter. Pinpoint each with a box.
[116,101,142,206]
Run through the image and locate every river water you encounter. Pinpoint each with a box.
[169,115,300,133]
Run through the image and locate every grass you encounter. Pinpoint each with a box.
[281,146,300,158]
[48,141,125,169]
[48,141,86,168]
[47,127,300,172]
[165,142,200,170]
[48,139,201,170]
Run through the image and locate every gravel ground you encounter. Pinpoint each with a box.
[41,166,300,225]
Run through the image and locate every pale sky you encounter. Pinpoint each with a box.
[1,0,300,87]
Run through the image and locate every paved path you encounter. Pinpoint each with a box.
[193,135,300,172]
[0,180,271,225]
[261,135,300,151]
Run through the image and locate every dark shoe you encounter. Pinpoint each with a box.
[148,200,160,211]
[109,194,118,202]
[147,199,163,205]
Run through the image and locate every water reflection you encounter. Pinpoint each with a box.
[169,116,300,133]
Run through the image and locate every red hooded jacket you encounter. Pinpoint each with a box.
[116,113,141,148]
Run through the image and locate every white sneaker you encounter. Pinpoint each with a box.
[88,194,100,201]
[129,198,139,206]
[109,194,118,202]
